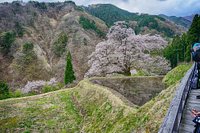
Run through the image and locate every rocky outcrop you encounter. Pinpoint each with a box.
[85,21,171,77]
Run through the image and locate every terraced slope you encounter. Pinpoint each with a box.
[0,64,192,132]
[0,79,177,132]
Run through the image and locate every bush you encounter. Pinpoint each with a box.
[0,31,16,55]
[42,85,58,93]
[22,42,37,64]
[15,22,24,37]
[0,81,10,100]
[23,42,34,53]
[9,90,23,98]
[42,83,64,93]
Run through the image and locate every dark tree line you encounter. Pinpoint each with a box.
[163,14,200,68]
[79,16,105,37]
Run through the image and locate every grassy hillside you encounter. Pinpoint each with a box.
[0,80,135,132]
[0,81,177,132]
[0,64,192,132]
[162,63,192,86]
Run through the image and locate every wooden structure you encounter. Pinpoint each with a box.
[159,64,196,133]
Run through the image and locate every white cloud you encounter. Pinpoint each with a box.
[0,0,199,16]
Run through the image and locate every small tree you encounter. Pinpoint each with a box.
[64,51,76,85]
[15,22,24,37]
[0,81,9,100]
[0,31,16,55]
[22,42,37,64]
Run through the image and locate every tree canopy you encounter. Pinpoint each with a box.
[163,14,200,67]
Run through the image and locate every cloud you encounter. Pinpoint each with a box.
[73,0,199,16]
[0,0,199,16]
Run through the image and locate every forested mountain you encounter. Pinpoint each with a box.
[83,4,186,38]
[163,14,200,67]
[159,14,192,28]
[83,4,138,26]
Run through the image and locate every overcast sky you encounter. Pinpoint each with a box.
[0,0,199,16]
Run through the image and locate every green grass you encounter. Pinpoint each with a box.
[0,77,179,132]
[0,64,193,132]
[0,80,134,132]
[162,63,192,86]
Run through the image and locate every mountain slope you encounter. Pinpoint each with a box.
[83,4,186,37]
[184,15,195,22]
[159,14,191,28]
[0,1,108,87]
[83,4,138,26]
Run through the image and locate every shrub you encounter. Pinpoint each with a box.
[42,85,57,93]
[42,83,64,93]
[0,31,16,55]
[15,22,24,37]
[0,81,10,100]
[23,42,34,53]
[10,90,23,98]
[22,42,37,64]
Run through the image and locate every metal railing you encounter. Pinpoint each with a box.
[158,63,196,133]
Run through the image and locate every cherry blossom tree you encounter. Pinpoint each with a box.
[85,21,170,77]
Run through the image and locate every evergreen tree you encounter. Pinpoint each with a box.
[163,14,200,67]
[64,51,76,85]
[0,81,9,100]
[188,14,200,44]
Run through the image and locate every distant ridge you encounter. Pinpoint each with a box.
[83,4,186,37]
[184,15,195,22]
[159,14,192,28]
